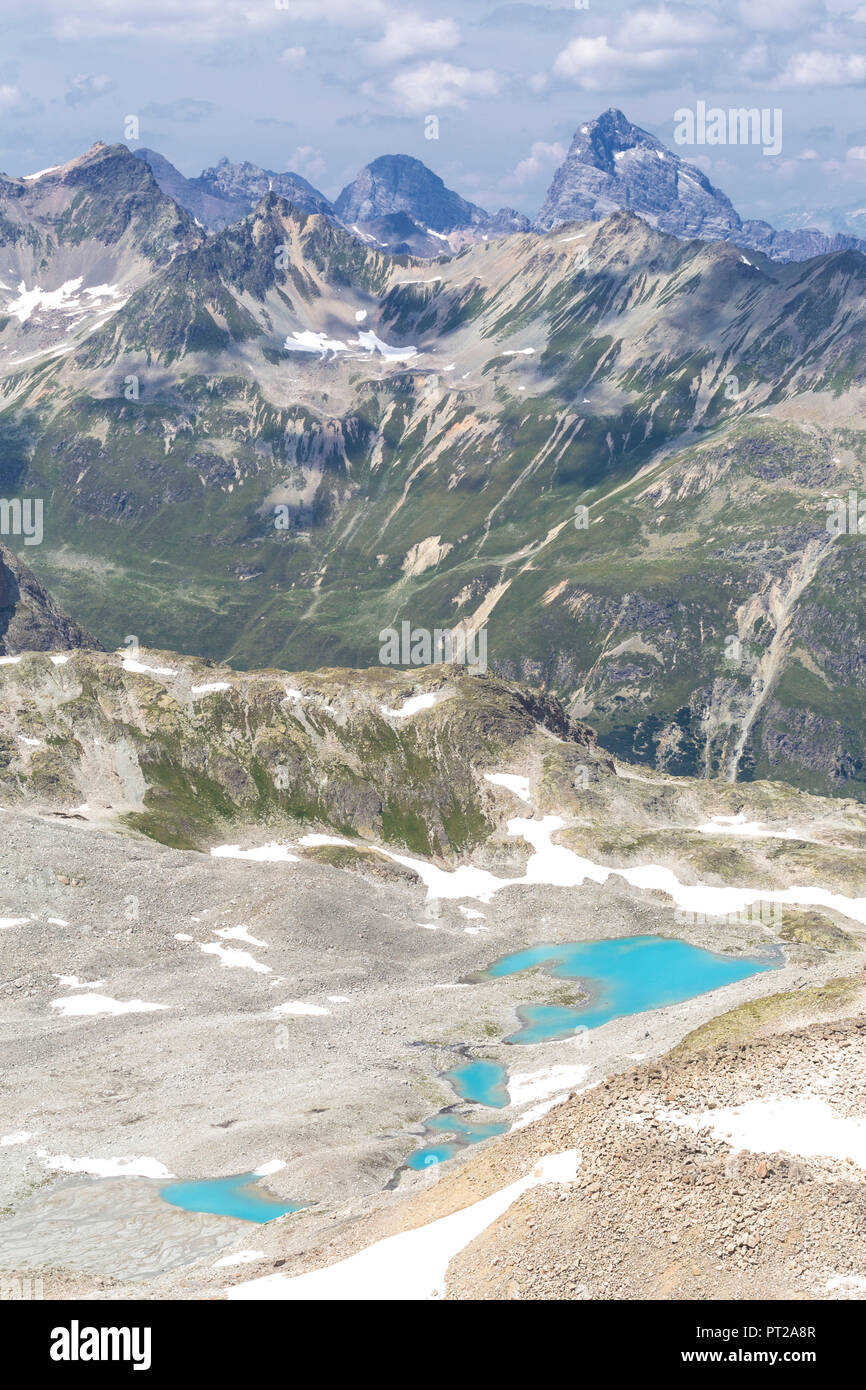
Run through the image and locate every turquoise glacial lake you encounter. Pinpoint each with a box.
[443,1058,509,1108]
[481,935,778,1043]
[160,1173,304,1223]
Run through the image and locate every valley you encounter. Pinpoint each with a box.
[1,97,866,1306]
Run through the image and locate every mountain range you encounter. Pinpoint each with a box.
[130,109,866,263]
[2,115,866,803]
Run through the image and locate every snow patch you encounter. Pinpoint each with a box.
[663,1096,866,1167]
[41,1153,175,1180]
[210,843,299,863]
[50,993,169,1017]
[199,942,271,974]
[379,692,440,719]
[485,773,531,803]
[226,1149,580,1301]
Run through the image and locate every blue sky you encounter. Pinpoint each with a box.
[2,0,866,222]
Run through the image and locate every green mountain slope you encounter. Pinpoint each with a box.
[2,183,866,798]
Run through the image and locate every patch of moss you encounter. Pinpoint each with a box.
[777,909,856,953]
[673,973,865,1054]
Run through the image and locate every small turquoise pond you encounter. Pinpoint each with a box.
[444,1058,509,1108]
[160,1173,304,1223]
[406,1115,509,1171]
[481,935,778,1043]
[404,1060,510,1170]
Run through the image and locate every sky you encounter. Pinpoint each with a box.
[2,0,866,224]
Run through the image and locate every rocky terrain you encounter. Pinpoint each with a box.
[0,543,101,657]
[0,623,864,1299]
[536,109,866,264]
[131,109,866,264]
[2,144,866,797]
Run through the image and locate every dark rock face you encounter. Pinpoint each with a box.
[334,154,529,239]
[194,158,334,220]
[536,108,866,263]
[0,544,102,655]
[136,151,334,230]
[134,149,247,231]
[536,108,741,240]
[335,155,485,232]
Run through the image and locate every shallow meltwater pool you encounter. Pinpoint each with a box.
[479,934,779,1044]
[443,1058,509,1108]
[160,1173,305,1223]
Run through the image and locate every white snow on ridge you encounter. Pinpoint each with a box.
[213,924,268,948]
[53,974,106,990]
[1,1131,33,1146]
[191,682,231,695]
[0,916,33,929]
[284,330,349,355]
[298,833,354,848]
[253,1159,286,1176]
[484,773,531,803]
[199,941,271,974]
[50,993,169,1017]
[2,277,123,326]
[355,330,417,361]
[5,277,82,322]
[122,657,178,677]
[283,329,418,362]
[211,843,299,863]
[696,813,798,840]
[226,1149,580,1301]
[23,166,60,180]
[663,1097,866,1168]
[507,1064,591,1108]
[379,692,440,719]
[41,1153,174,1180]
[215,811,866,931]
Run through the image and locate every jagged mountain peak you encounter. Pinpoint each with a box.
[566,107,666,171]
[536,110,740,241]
[536,110,866,263]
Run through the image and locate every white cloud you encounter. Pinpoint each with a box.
[739,42,774,77]
[360,14,460,66]
[775,50,866,86]
[375,61,502,114]
[0,84,23,112]
[618,4,729,48]
[510,140,566,185]
[847,144,866,159]
[289,144,327,179]
[553,35,691,90]
[279,47,307,67]
[45,0,385,42]
[735,0,827,32]
[65,73,115,108]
